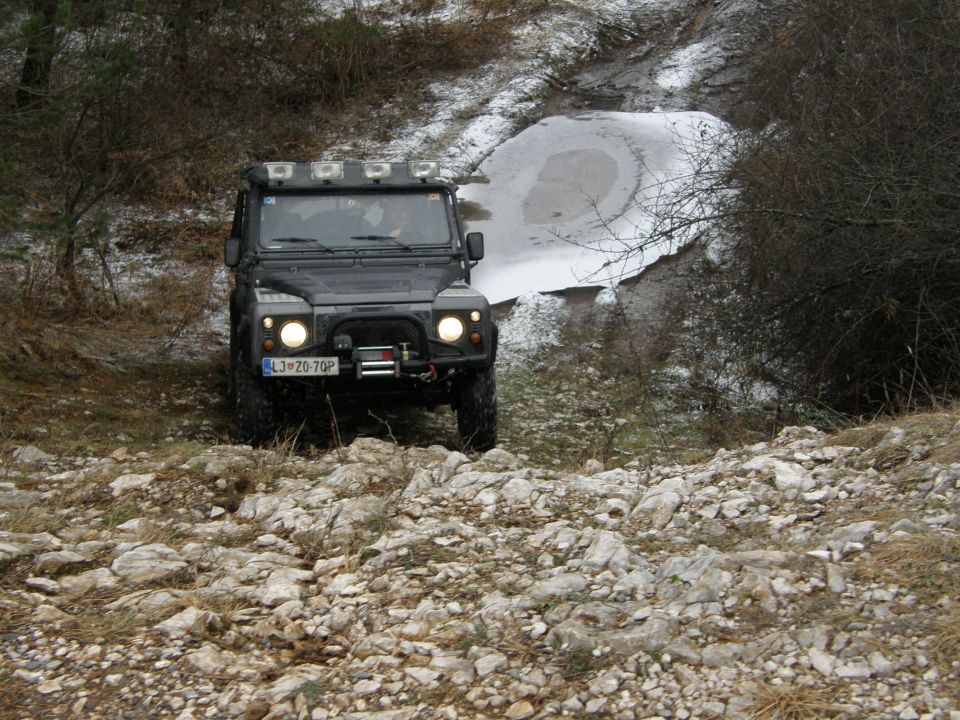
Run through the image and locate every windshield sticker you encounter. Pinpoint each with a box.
[263,196,276,205]
[428,193,440,202]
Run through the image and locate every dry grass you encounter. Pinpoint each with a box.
[0,669,33,720]
[870,532,960,576]
[59,607,157,643]
[176,590,246,625]
[854,531,960,601]
[742,681,840,720]
[0,504,67,535]
[396,540,456,568]
[828,424,889,451]
[209,523,261,548]
[928,435,960,465]
[553,647,601,681]
[98,499,141,528]
[930,607,960,668]
[829,407,960,452]
[0,343,229,458]
[133,519,185,547]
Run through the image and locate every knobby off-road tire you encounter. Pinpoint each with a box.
[455,366,498,452]
[234,353,279,446]
[227,322,239,408]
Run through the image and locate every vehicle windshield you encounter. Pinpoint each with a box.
[258,190,455,251]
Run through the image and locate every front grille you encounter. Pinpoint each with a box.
[316,316,330,343]
[330,317,422,352]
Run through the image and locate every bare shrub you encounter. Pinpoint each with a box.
[607,0,960,417]
[0,0,514,311]
[693,0,960,413]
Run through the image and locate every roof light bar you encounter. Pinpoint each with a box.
[264,162,295,181]
[362,162,393,180]
[408,161,440,179]
[311,161,344,180]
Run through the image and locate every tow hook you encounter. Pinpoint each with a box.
[415,363,438,382]
[402,362,438,382]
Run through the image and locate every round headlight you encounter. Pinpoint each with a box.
[279,321,308,348]
[437,316,465,343]
[262,317,274,330]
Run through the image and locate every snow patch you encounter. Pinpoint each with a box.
[594,287,619,307]
[655,40,722,91]
[497,292,568,366]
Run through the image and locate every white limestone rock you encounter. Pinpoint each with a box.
[808,647,837,676]
[111,544,188,584]
[525,573,589,601]
[12,445,55,465]
[261,566,314,606]
[109,473,157,496]
[154,607,222,640]
[33,550,87,574]
[58,567,120,596]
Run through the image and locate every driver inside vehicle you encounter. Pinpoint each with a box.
[378,198,418,238]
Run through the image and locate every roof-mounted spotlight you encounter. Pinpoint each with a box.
[408,161,440,179]
[264,162,295,181]
[311,161,344,181]
[362,162,393,180]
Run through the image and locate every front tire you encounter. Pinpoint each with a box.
[235,353,279,446]
[227,322,238,408]
[454,366,497,452]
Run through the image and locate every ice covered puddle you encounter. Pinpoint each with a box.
[460,111,724,304]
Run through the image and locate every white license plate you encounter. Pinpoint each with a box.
[262,357,339,377]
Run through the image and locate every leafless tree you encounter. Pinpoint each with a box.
[688,0,960,413]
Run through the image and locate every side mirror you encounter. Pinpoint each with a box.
[224,237,241,267]
[466,232,484,261]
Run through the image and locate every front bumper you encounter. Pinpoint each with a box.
[261,348,493,381]
[350,347,492,379]
[252,305,496,378]
[259,348,493,411]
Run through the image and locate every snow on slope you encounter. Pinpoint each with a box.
[325,0,733,303]
[327,0,702,175]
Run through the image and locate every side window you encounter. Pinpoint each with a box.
[445,198,461,248]
[231,190,246,245]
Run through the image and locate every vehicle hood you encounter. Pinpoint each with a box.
[260,265,461,305]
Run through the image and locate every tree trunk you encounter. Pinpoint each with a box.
[16,0,60,109]
[168,0,194,79]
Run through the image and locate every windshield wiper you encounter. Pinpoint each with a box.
[269,237,335,253]
[350,235,412,252]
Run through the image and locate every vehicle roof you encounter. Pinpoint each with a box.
[242,161,458,192]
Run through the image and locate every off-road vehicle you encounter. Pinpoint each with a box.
[224,160,498,450]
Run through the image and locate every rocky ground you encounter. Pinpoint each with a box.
[2,2,956,719]
[3,409,959,719]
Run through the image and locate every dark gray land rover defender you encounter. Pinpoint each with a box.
[224,160,498,450]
